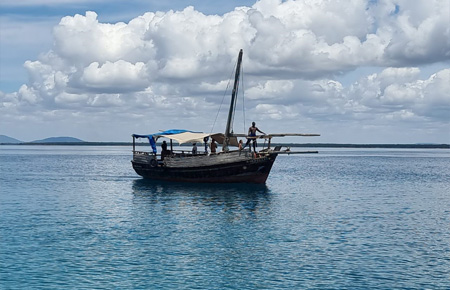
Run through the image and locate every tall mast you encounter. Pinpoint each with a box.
[223,49,243,151]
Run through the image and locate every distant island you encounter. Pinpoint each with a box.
[0,134,448,148]
[0,135,84,144]
[0,135,23,144]
[31,137,85,143]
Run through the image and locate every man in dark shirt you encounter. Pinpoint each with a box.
[161,140,168,160]
[243,122,265,152]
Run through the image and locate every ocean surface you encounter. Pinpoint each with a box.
[1,145,449,289]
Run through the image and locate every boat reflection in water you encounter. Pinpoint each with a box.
[131,179,271,216]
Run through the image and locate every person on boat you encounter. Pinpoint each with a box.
[243,122,266,152]
[203,136,209,154]
[210,139,217,154]
[161,140,169,160]
[161,140,168,151]
[238,139,243,150]
[192,143,197,155]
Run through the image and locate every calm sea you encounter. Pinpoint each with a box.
[1,145,449,289]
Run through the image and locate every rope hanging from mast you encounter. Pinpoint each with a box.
[230,74,239,134]
[223,49,243,151]
[229,53,247,136]
[210,62,235,135]
[241,61,246,134]
[209,49,246,151]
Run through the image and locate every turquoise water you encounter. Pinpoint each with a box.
[1,146,449,289]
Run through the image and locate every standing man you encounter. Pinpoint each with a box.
[210,139,217,154]
[243,122,266,152]
[203,136,209,154]
[161,140,168,160]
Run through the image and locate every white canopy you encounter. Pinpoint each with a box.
[156,132,239,146]
[158,132,210,145]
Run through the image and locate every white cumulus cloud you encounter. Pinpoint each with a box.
[1,0,449,142]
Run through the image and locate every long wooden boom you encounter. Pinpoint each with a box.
[232,133,320,139]
[273,150,319,154]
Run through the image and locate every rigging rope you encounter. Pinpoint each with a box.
[210,60,236,135]
[230,76,238,133]
[241,62,246,134]
[210,54,247,136]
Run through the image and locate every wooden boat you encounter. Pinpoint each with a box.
[131,49,319,183]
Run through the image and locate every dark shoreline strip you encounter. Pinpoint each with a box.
[1,142,449,149]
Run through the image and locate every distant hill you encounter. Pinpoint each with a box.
[31,137,85,143]
[0,135,23,143]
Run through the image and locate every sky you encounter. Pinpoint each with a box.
[0,0,449,144]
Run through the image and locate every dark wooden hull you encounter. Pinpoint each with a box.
[132,154,277,184]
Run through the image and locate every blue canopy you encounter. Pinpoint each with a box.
[132,129,197,154]
[132,129,192,139]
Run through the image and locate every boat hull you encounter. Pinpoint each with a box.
[132,154,277,184]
